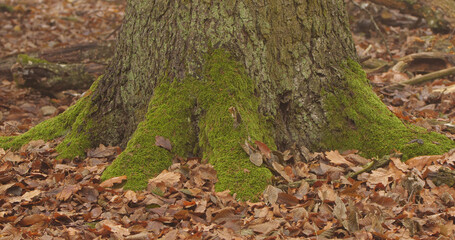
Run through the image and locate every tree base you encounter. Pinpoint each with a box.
[101,50,274,200]
[322,60,455,160]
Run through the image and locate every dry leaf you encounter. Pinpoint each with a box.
[155,136,172,151]
[366,168,393,188]
[100,175,127,188]
[263,185,282,205]
[124,190,138,203]
[148,170,180,189]
[100,219,130,236]
[21,189,41,202]
[277,192,299,206]
[249,152,263,166]
[391,157,408,172]
[326,150,354,167]
[255,140,271,159]
[87,144,121,158]
[249,220,281,234]
[406,155,441,171]
[272,161,293,182]
[56,184,81,201]
[18,214,49,227]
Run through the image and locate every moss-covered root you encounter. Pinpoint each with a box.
[100,80,198,190]
[0,84,96,158]
[323,60,455,160]
[198,50,274,200]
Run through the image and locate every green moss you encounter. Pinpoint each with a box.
[322,60,455,160]
[101,79,198,190]
[197,50,274,200]
[17,54,50,65]
[101,49,274,200]
[0,77,102,158]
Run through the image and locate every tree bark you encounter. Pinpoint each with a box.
[1,0,453,199]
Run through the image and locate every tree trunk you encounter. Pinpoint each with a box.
[1,0,454,199]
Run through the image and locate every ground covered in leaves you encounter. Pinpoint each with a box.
[2,0,455,239]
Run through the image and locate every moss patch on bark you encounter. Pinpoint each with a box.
[197,50,274,200]
[101,49,274,200]
[100,79,198,191]
[322,60,455,160]
[0,78,100,158]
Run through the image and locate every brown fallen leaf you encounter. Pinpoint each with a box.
[263,185,282,205]
[406,155,441,171]
[20,189,42,202]
[87,144,121,158]
[18,214,49,227]
[100,175,127,188]
[148,170,180,190]
[124,190,138,203]
[249,152,263,166]
[100,219,130,237]
[155,136,172,151]
[255,140,271,159]
[56,184,81,201]
[277,192,299,206]
[325,150,354,167]
[249,220,281,234]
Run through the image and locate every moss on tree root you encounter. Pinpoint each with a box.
[322,60,455,160]
[0,78,100,158]
[101,50,274,200]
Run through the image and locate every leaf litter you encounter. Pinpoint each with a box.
[1,0,455,239]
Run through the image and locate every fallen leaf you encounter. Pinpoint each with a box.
[249,152,263,166]
[148,170,180,190]
[326,150,354,167]
[406,155,441,171]
[263,185,282,205]
[272,162,293,182]
[155,136,172,151]
[21,189,41,202]
[124,190,138,203]
[87,144,121,158]
[249,220,281,234]
[366,168,393,188]
[18,214,49,227]
[255,140,271,159]
[56,184,81,201]
[100,219,130,236]
[100,175,127,188]
[391,157,408,172]
[277,192,299,206]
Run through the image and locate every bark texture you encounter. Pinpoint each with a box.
[2,0,454,199]
[93,0,356,150]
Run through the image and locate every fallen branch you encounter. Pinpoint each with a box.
[387,66,455,90]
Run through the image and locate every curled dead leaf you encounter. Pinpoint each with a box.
[100,175,127,188]
[249,152,263,166]
[56,184,81,201]
[155,136,172,151]
[255,140,271,159]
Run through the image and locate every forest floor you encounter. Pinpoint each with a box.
[1,0,455,239]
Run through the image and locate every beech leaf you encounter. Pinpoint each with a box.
[255,140,271,159]
[100,175,127,188]
[249,152,263,166]
[155,136,172,151]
